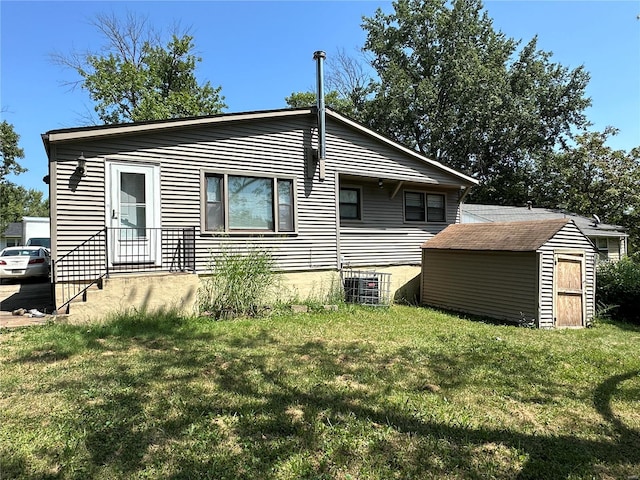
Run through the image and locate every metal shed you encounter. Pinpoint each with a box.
[421,219,597,328]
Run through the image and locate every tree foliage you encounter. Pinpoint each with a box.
[0,120,26,183]
[533,128,640,252]
[0,121,49,233]
[52,12,226,124]
[362,0,591,205]
[285,48,374,119]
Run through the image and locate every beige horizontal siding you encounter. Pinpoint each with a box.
[421,250,538,322]
[328,123,465,186]
[51,113,468,277]
[538,222,597,327]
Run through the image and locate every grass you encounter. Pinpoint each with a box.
[1,306,639,479]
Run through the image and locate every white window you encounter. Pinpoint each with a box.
[204,172,295,233]
[404,192,446,223]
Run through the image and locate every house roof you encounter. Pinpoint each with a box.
[462,204,627,238]
[422,219,573,251]
[42,107,478,187]
[1,222,22,238]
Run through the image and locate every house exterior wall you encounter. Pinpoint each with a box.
[588,235,624,262]
[538,222,597,328]
[421,250,539,322]
[49,113,466,276]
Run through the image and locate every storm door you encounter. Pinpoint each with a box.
[107,162,161,265]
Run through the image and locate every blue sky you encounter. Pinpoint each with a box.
[2,1,639,195]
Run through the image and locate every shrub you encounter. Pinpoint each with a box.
[198,246,275,319]
[596,257,640,324]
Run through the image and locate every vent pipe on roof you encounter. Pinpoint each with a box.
[313,50,326,180]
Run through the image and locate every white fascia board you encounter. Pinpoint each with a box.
[45,109,313,143]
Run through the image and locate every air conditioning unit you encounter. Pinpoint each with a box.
[342,270,391,306]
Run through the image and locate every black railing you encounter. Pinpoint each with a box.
[52,226,196,314]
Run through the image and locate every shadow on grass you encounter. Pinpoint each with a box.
[3,313,639,479]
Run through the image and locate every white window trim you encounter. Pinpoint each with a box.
[200,169,298,235]
[339,185,363,223]
[403,190,447,224]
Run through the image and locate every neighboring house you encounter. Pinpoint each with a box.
[0,217,50,250]
[422,219,597,328]
[462,204,628,262]
[42,107,478,317]
[0,222,22,250]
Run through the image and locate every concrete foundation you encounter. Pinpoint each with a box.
[61,265,422,323]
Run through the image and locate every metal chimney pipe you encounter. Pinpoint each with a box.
[313,50,327,163]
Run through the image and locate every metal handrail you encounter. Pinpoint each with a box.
[52,226,196,314]
[52,228,108,314]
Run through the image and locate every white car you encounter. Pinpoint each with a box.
[0,246,51,282]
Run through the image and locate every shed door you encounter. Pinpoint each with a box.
[555,253,585,327]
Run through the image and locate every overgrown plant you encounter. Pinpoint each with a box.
[596,257,640,324]
[198,246,275,319]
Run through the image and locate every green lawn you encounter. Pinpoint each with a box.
[1,306,639,479]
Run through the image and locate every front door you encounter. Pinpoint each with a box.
[555,253,585,327]
[107,162,160,265]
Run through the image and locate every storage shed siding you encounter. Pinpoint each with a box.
[421,251,538,322]
[538,222,597,328]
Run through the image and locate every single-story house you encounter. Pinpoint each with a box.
[0,217,50,249]
[0,222,23,250]
[462,203,628,262]
[421,219,597,328]
[42,107,478,318]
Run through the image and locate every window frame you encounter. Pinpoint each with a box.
[339,186,363,222]
[595,237,609,261]
[403,190,447,224]
[201,169,297,235]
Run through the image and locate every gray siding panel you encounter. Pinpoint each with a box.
[52,114,467,274]
[339,186,459,266]
[328,123,463,185]
[422,251,538,322]
[538,222,597,327]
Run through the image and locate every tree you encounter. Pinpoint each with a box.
[0,121,49,233]
[0,184,49,230]
[532,128,640,252]
[285,49,375,120]
[52,12,226,124]
[361,0,591,204]
[285,90,354,113]
[0,120,26,182]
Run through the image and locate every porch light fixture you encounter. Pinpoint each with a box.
[76,153,87,177]
[378,178,384,189]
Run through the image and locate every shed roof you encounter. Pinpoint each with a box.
[422,219,572,251]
